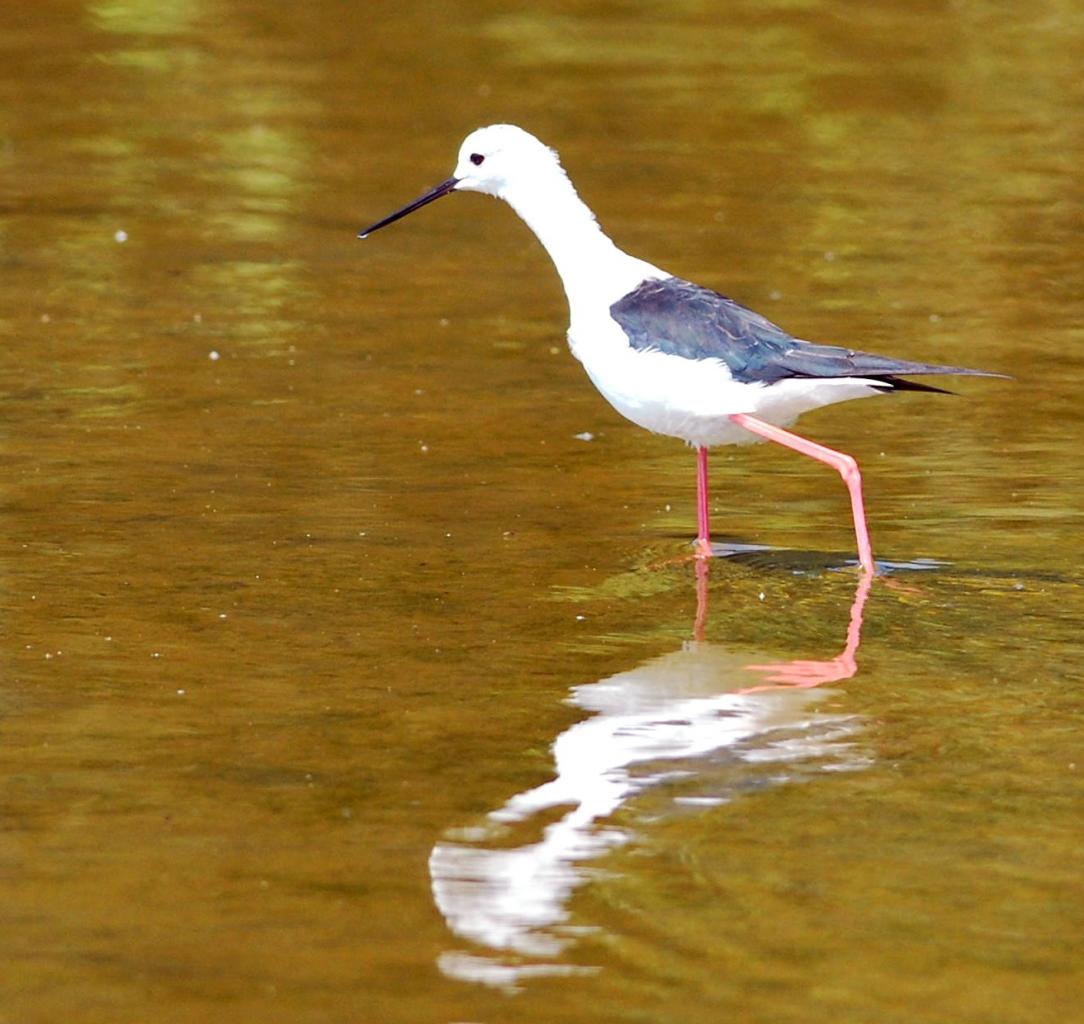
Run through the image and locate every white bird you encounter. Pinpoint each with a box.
[360,124,1003,573]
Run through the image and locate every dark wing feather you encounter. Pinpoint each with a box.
[610,278,1004,386]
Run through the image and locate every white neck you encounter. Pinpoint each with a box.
[497,169,665,323]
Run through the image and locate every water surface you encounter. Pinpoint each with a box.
[1,2,1082,1021]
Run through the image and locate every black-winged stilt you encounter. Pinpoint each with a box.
[359,124,1003,574]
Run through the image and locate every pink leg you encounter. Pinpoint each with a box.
[729,413,876,575]
[695,445,713,558]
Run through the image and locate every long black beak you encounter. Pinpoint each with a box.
[358,176,460,238]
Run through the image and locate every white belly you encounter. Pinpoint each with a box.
[570,325,882,448]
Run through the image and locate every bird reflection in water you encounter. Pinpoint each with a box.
[431,558,873,992]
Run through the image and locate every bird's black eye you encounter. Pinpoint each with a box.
[470,153,485,166]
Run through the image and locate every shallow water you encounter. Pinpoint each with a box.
[2,1,1082,1021]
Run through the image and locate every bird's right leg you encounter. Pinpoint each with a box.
[728,413,876,575]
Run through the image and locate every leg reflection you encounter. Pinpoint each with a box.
[740,570,872,690]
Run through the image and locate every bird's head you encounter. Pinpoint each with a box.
[450,124,562,199]
[358,124,562,238]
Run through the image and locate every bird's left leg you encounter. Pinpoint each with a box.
[728,413,875,575]
[695,445,713,558]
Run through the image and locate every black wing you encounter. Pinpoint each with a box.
[609,277,1002,388]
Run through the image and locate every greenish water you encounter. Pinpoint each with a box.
[1,2,1082,1022]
